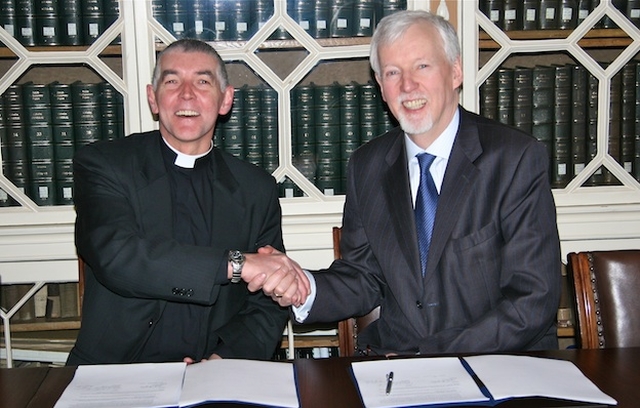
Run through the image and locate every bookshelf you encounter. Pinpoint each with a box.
[0,0,454,366]
[2,0,639,364]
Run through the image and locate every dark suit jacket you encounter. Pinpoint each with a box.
[68,131,288,364]
[307,107,561,355]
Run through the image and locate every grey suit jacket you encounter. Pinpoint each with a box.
[307,107,561,355]
[68,131,288,364]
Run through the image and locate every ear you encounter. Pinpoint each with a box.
[147,84,159,114]
[451,57,463,91]
[218,86,235,116]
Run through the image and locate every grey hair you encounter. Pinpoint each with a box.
[151,38,229,92]
[370,10,461,76]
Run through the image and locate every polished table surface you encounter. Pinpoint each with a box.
[2,347,639,408]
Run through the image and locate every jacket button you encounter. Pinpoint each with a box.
[186,289,194,297]
[148,320,154,327]
[416,301,423,309]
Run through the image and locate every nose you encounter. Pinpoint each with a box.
[400,73,417,93]
[179,82,195,99]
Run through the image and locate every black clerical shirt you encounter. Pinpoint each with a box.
[137,141,216,362]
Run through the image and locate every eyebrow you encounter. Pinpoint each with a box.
[159,69,216,81]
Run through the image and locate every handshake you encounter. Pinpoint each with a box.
[233,245,310,308]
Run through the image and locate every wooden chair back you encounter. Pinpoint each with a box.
[333,227,380,356]
[566,250,640,349]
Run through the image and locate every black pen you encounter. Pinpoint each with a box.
[385,371,394,395]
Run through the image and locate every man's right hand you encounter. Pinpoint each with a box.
[239,246,310,307]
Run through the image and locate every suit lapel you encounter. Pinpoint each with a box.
[424,109,482,281]
[135,133,173,239]
[383,133,422,278]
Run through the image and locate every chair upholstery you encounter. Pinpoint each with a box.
[333,226,380,356]
[566,250,640,349]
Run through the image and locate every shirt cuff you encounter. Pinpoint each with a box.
[292,270,316,323]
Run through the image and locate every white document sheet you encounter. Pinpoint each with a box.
[464,354,617,405]
[54,362,186,408]
[351,357,489,408]
[179,359,299,408]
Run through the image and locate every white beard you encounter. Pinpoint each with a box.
[396,109,434,136]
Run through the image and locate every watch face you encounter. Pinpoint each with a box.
[230,250,244,264]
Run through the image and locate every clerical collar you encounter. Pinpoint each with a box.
[161,137,213,169]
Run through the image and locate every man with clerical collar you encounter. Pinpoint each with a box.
[68,39,309,365]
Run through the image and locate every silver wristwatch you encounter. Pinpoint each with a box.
[228,250,245,283]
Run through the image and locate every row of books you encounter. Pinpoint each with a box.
[480,0,640,32]
[289,81,395,195]
[0,80,124,207]
[0,0,119,47]
[152,0,407,42]
[480,61,640,189]
[0,282,79,323]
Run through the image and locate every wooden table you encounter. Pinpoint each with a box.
[3,347,639,408]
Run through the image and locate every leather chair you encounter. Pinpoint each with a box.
[333,226,380,356]
[566,250,640,349]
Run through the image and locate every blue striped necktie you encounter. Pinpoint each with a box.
[415,153,439,276]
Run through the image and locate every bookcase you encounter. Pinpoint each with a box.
[2,0,640,365]
[465,0,640,256]
[1,0,453,366]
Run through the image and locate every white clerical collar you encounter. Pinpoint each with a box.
[161,137,213,169]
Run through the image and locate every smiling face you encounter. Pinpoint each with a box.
[375,22,462,149]
[147,49,234,155]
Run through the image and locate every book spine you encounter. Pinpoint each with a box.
[290,0,314,37]
[261,86,279,174]
[586,71,602,185]
[513,66,533,135]
[532,65,555,175]
[0,0,17,38]
[606,67,622,185]
[497,68,514,126]
[340,81,361,194]
[522,0,538,30]
[292,84,316,189]
[314,82,341,195]
[480,71,499,121]
[34,0,60,46]
[628,0,640,28]
[244,86,263,168]
[81,0,104,45]
[165,0,188,39]
[538,0,560,30]
[72,81,102,149]
[330,0,354,38]
[50,81,75,205]
[353,0,378,37]
[620,62,636,176]
[480,0,504,29]
[23,81,56,206]
[552,64,572,188]
[503,0,521,31]
[359,81,380,144]
[15,0,36,46]
[577,0,593,25]
[59,0,83,45]
[3,84,30,202]
[570,64,588,179]
[558,0,579,30]
[222,85,245,159]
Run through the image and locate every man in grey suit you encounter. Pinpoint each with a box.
[277,10,561,356]
[68,39,308,365]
